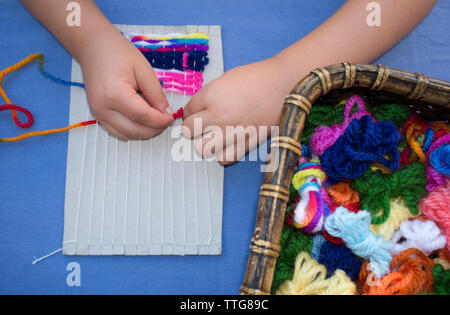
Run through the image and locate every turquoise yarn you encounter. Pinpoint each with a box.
[324,207,393,278]
[311,234,326,260]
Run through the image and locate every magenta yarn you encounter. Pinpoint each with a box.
[310,95,376,156]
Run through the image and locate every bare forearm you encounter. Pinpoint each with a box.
[20,0,122,65]
[275,0,437,89]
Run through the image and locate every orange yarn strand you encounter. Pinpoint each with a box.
[0,54,97,142]
[0,120,97,142]
[359,248,434,295]
[326,181,359,205]
[0,54,44,124]
[405,121,426,163]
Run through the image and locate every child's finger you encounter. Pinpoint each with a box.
[99,121,129,141]
[194,131,221,158]
[182,110,224,139]
[134,63,174,115]
[195,125,260,161]
[113,87,174,129]
[104,110,165,139]
[216,144,243,166]
[183,93,207,118]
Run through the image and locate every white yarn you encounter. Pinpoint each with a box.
[293,176,321,225]
[32,248,63,265]
[391,219,446,255]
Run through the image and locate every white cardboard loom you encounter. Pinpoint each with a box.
[63,25,224,256]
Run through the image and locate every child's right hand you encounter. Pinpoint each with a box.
[80,31,174,140]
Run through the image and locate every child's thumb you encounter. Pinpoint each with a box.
[135,64,175,116]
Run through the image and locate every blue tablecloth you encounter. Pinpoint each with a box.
[0,0,449,294]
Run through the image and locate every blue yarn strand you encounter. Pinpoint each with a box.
[430,144,450,176]
[422,128,434,153]
[38,58,85,88]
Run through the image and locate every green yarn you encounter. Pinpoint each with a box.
[432,264,450,295]
[368,103,411,129]
[351,162,427,225]
[288,182,298,206]
[301,101,410,144]
[420,265,450,295]
[301,105,345,144]
[271,226,313,294]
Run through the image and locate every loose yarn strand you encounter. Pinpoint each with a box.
[0,53,96,142]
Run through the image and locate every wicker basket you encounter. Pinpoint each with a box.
[240,62,450,295]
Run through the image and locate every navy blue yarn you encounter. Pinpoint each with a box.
[318,241,362,281]
[320,115,400,182]
[301,144,311,158]
[141,51,209,72]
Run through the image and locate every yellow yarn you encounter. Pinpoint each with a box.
[369,197,416,240]
[370,162,392,174]
[276,252,356,295]
[292,159,326,190]
[434,258,450,270]
[135,33,209,40]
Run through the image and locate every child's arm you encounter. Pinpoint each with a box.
[183,0,437,164]
[20,0,174,140]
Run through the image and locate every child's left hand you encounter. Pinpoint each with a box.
[182,57,291,165]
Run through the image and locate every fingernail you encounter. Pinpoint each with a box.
[166,106,175,115]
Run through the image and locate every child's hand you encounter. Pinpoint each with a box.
[80,32,174,140]
[182,57,290,165]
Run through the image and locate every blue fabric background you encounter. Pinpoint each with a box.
[0,0,448,294]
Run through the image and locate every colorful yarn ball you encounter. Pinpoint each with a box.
[352,162,427,225]
[290,158,331,233]
[321,115,400,182]
[324,207,393,277]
